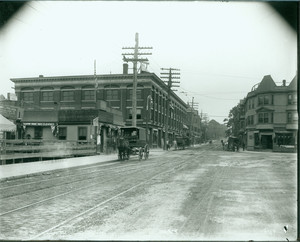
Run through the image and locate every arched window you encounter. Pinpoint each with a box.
[82,85,95,101]
[127,84,143,99]
[21,87,34,102]
[104,84,120,101]
[61,86,74,101]
[41,87,54,101]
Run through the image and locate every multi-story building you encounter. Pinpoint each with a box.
[11,64,190,149]
[244,75,298,152]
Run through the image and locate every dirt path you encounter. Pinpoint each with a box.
[56,148,297,241]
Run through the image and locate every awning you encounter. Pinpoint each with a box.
[0,114,16,132]
[22,110,58,126]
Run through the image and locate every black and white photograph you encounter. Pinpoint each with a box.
[0,1,298,241]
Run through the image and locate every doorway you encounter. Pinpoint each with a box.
[261,135,273,149]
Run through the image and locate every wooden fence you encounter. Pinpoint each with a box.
[0,139,96,164]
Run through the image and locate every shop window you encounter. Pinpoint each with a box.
[78,127,87,140]
[34,126,43,139]
[275,133,295,146]
[58,127,67,140]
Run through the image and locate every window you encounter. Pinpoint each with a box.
[23,92,34,102]
[58,127,67,140]
[288,93,297,105]
[258,113,263,123]
[128,89,142,99]
[247,115,254,125]
[264,113,269,123]
[287,112,292,123]
[107,90,119,100]
[82,90,95,100]
[41,91,53,101]
[288,94,292,104]
[34,126,43,139]
[61,87,74,101]
[61,91,74,101]
[128,109,142,119]
[258,112,271,123]
[258,96,263,106]
[78,127,87,140]
[271,95,274,105]
[258,95,272,105]
[264,96,269,105]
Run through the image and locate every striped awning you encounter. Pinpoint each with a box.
[0,114,16,132]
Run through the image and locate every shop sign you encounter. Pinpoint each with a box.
[23,122,55,126]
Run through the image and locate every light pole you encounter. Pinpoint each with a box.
[146,95,153,145]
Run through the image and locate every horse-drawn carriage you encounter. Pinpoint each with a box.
[117,126,149,161]
[175,136,187,150]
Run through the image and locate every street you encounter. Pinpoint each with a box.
[0,143,297,241]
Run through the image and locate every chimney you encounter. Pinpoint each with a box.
[123,63,128,74]
[282,79,286,86]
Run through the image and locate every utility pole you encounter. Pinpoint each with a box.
[122,33,152,127]
[190,97,199,146]
[161,68,180,150]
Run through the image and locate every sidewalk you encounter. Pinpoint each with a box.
[0,149,167,180]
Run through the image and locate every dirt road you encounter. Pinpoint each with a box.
[0,144,297,241]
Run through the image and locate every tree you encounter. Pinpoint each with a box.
[225,104,243,137]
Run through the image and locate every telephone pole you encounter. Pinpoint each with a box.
[190,97,199,146]
[122,33,152,127]
[160,68,180,149]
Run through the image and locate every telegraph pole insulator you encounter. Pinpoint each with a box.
[160,67,181,150]
[122,33,153,127]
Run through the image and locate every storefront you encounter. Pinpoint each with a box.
[21,110,58,140]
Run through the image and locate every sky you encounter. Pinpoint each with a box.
[0,1,297,123]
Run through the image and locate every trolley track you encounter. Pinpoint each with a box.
[1,151,197,240]
[29,155,198,240]
[0,158,175,215]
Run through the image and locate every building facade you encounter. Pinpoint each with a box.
[244,75,298,152]
[11,67,191,149]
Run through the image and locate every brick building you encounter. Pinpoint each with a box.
[11,66,191,149]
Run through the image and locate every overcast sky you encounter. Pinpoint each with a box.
[0,1,297,123]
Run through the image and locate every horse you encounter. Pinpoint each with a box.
[117,137,130,160]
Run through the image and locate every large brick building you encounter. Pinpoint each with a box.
[243,75,298,151]
[11,66,196,149]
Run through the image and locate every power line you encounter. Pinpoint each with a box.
[160,67,180,150]
[122,33,152,127]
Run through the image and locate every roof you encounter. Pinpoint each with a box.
[288,75,297,90]
[256,75,276,93]
[0,114,16,132]
[22,110,58,123]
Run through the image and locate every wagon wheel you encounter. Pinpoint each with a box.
[144,145,149,160]
[138,148,143,161]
